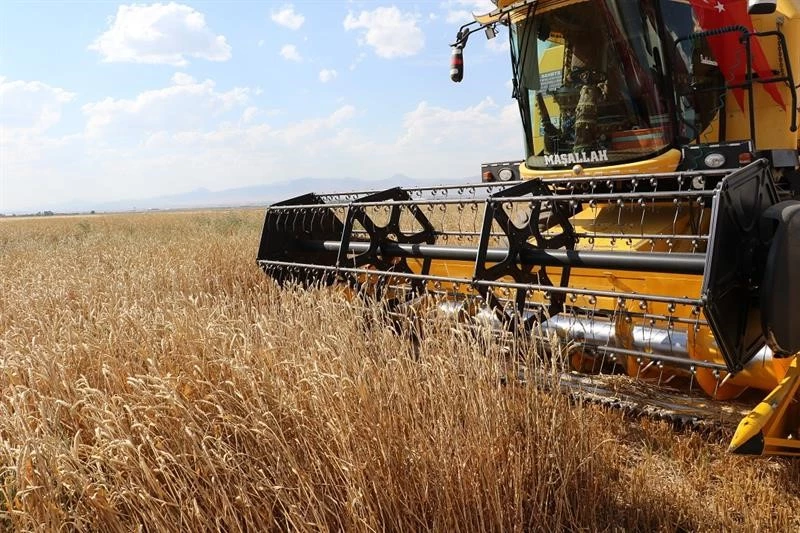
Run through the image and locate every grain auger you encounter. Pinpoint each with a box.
[259,0,800,455]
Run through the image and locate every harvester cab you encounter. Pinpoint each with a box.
[258,0,800,456]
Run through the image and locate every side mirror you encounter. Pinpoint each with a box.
[748,0,777,14]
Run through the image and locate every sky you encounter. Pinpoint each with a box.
[0,0,524,213]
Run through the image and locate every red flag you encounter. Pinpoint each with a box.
[689,0,785,110]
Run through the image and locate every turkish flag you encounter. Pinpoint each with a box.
[689,0,785,110]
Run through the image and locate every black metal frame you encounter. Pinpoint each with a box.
[702,159,779,371]
[257,192,344,286]
[473,179,575,329]
[335,187,435,299]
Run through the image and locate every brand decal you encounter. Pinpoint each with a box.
[543,150,609,166]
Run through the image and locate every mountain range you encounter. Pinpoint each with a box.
[10,174,475,215]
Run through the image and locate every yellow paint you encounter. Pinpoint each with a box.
[730,357,800,455]
[519,149,683,180]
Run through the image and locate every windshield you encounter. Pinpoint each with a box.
[660,1,726,144]
[511,0,676,169]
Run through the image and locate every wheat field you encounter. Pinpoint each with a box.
[1,209,799,532]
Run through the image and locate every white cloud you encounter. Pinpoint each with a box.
[140,97,518,191]
[1,72,521,215]
[258,39,265,47]
[349,52,367,71]
[0,77,76,133]
[319,69,338,83]
[445,10,471,24]
[0,77,82,212]
[270,4,305,30]
[343,6,424,58]
[171,72,196,85]
[443,0,495,24]
[242,106,259,123]
[89,3,231,66]
[486,35,509,53]
[82,78,249,140]
[279,44,302,62]
[398,97,517,150]
[277,105,355,143]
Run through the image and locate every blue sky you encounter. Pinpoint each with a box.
[0,1,523,213]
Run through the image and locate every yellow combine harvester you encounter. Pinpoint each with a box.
[258,0,800,456]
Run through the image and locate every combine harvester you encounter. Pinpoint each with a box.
[259,0,800,455]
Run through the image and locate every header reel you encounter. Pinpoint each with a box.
[259,160,799,385]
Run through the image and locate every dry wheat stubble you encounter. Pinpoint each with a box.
[0,210,798,532]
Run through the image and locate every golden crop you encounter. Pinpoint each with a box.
[1,210,798,531]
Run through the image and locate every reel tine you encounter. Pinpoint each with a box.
[292,208,301,234]
[671,196,683,238]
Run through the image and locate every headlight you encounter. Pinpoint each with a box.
[704,153,726,168]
